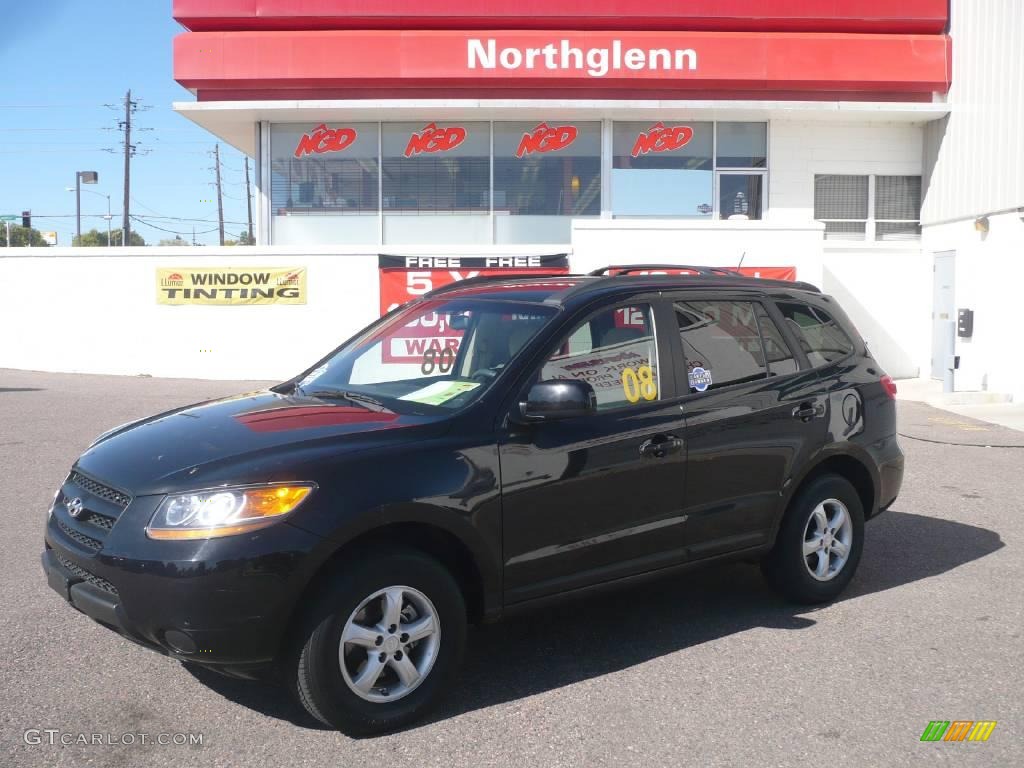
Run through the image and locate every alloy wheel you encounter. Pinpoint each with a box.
[802,498,853,582]
[338,585,441,703]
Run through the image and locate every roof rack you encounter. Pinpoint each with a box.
[421,272,582,298]
[588,264,744,277]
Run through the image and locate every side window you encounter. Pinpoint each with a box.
[675,300,766,392]
[775,302,854,367]
[754,304,798,376]
[541,304,659,410]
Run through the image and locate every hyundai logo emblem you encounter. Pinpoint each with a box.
[65,497,84,519]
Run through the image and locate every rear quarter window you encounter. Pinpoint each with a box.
[775,302,855,366]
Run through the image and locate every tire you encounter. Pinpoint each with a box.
[288,547,466,736]
[761,474,865,604]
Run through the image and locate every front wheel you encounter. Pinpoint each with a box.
[761,474,865,604]
[290,548,466,735]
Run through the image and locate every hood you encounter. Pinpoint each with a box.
[76,390,446,494]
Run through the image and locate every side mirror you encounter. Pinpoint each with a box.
[518,379,597,422]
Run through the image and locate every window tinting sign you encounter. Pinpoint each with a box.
[293,124,358,158]
[516,123,579,158]
[688,366,713,392]
[631,122,694,158]
[404,123,467,157]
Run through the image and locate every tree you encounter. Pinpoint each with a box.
[157,237,190,247]
[224,230,254,246]
[74,228,145,246]
[0,225,50,247]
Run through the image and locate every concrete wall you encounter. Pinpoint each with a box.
[1,233,931,382]
[0,245,540,381]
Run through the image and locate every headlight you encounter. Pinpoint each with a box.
[147,483,315,540]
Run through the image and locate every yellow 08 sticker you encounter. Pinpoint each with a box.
[621,365,657,403]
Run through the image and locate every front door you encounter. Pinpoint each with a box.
[931,251,956,379]
[499,300,689,604]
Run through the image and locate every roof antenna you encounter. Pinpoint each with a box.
[737,251,747,270]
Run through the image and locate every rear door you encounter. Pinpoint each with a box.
[669,294,827,558]
[498,297,690,604]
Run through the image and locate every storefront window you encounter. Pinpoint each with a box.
[381,122,489,214]
[270,123,380,244]
[493,121,601,243]
[715,123,767,168]
[718,173,764,220]
[612,121,714,217]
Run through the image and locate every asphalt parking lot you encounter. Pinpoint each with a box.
[2,368,1021,767]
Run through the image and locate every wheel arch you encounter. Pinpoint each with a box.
[277,508,498,663]
[774,451,877,541]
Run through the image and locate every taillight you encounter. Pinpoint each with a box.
[880,375,897,399]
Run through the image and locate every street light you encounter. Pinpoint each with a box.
[73,171,98,246]
[67,184,112,246]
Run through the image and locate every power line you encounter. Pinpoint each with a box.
[18,213,249,225]
[129,215,218,237]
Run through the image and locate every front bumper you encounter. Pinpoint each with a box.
[43,488,331,675]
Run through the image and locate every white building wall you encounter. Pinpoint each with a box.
[768,120,924,223]
[922,0,1024,225]
[918,0,1024,400]
[921,212,1024,401]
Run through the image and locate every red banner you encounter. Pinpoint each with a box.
[378,255,569,364]
[605,266,797,281]
[175,30,951,98]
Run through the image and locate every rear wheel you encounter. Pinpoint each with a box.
[762,474,865,604]
[290,548,466,735]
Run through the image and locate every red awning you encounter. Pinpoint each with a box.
[174,30,951,100]
[173,0,948,34]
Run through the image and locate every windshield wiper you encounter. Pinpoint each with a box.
[302,389,393,413]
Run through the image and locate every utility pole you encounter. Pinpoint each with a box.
[244,157,254,245]
[121,90,134,247]
[192,224,197,247]
[214,143,225,246]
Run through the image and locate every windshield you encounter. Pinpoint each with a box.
[294,298,557,413]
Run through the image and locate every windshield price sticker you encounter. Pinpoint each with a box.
[621,365,657,403]
[399,381,480,406]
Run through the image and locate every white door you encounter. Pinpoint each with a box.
[931,251,955,379]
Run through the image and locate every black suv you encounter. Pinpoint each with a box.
[43,266,904,735]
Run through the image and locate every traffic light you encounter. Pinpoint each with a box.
[21,210,31,229]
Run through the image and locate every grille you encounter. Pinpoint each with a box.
[70,471,131,509]
[55,552,118,595]
[81,511,116,531]
[57,519,102,552]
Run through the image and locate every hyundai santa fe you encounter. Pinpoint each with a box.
[43,265,904,735]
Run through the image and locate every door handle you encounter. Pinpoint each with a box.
[639,434,684,459]
[792,402,818,422]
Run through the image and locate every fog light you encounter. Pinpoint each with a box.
[164,629,198,655]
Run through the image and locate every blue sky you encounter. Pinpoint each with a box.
[0,1,249,246]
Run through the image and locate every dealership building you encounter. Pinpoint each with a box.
[2,1,1021,400]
